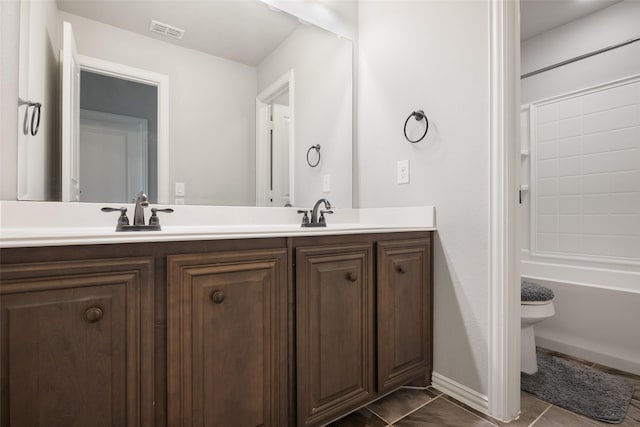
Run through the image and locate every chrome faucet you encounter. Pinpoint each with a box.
[102,191,173,231]
[298,198,333,227]
[310,198,331,224]
[133,191,150,226]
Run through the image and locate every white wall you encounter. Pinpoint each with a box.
[358,0,491,396]
[257,25,353,209]
[1,0,59,201]
[0,0,20,200]
[521,0,640,104]
[521,0,640,375]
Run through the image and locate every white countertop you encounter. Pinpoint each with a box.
[0,202,436,248]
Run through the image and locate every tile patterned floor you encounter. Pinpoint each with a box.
[327,349,640,426]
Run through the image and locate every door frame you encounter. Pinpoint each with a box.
[255,70,295,207]
[488,0,521,422]
[78,55,170,204]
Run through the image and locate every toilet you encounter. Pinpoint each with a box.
[521,280,555,375]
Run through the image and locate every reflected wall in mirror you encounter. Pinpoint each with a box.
[16,0,353,208]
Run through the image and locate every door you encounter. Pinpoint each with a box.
[271,104,290,206]
[0,258,155,427]
[167,249,288,427]
[61,21,80,201]
[377,239,432,393]
[296,244,375,426]
[79,109,148,203]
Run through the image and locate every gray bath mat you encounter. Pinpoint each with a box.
[521,352,634,424]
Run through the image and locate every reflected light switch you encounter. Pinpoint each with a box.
[175,182,185,196]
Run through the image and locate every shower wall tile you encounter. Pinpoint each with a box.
[538,159,559,178]
[558,117,581,138]
[538,215,558,233]
[582,126,639,154]
[582,105,639,135]
[538,122,559,142]
[558,235,583,253]
[538,196,558,214]
[558,196,582,214]
[558,96,582,119]
[582,194,611,214]
[581,174,611,194]
[538,141,559,160]
[581,83,639,115]
[609,237,640,258]
[558,136,582,157]
[533,79,640,261]
[558,215,582,234]
[558,176,582,195]
[610,171,640,192]
[609,193,640,214]
[537,234,559,252]
[558,157,581,177]
[538,178,559,196]
[537,103,558,124]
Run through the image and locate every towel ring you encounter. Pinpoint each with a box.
[403,110,428,143]
[19,98,42,136]
[306,144,321,167]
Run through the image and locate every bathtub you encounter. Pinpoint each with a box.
[522,259,640,376]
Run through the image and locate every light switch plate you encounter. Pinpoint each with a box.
[175,182,185,196]
[322,175,330,192]
[397,160,409,184]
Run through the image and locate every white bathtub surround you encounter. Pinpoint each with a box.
[0,201,435,247]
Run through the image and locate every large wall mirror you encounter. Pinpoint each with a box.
[16,0,353,208]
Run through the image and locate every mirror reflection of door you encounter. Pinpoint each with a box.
[79,109,148,203]
[78,71,157,203]
[61,21,158,204]
[270,100,290,207]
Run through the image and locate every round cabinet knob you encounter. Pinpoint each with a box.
[346,272,358,282]
[211,291,225,304]
[84,307,103,323]
[396,265,407,274]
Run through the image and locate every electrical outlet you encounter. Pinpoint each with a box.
[323,175,331,192]
[397,160,409,184]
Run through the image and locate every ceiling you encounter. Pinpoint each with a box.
[56,0,302,66]
[520,0,624,41]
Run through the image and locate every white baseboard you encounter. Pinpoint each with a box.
[536,335,640,376]
[431,371,489,414]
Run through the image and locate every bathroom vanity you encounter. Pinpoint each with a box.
[0,206,434,427]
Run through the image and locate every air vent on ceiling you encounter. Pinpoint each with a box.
[149,20,185,40]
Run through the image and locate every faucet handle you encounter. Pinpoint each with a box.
[319,209,334,225]
[149,207,174,227]
[297,209,310,225]
[101,207,130,226]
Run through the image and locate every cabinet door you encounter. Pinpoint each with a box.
[0,258,154,427]
[296,244,374,426]
[167,249,287,427]
[377,239,432,393]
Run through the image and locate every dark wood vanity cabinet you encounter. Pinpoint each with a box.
[0,258,155,427]
[377,239,432,393]
[166,249,288,427]
[0,231,432,427]
[295,244,375,426]
[294,234,432,426]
